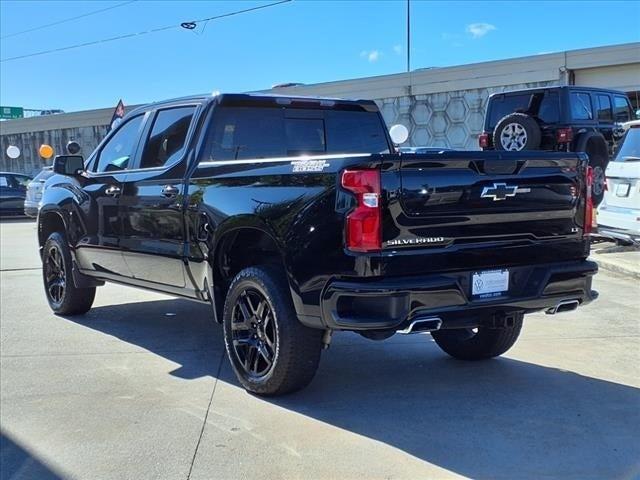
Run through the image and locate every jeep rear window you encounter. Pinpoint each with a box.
[488,94,532,129]
[206,106,389,161]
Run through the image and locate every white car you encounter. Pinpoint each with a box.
[597,120,640,245]
[24,167,53,218]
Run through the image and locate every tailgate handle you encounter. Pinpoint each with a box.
[483,159,519,175]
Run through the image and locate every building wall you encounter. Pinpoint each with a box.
[373,80,556,150]
[267,42,639,150]
[0,125,109,176]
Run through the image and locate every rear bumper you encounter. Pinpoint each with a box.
[596,226,640,245]
[320,260,598,331]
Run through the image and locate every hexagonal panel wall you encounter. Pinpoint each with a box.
[376,80,557,150]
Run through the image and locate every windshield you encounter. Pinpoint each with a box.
[614,128,640,161]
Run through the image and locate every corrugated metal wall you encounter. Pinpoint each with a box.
[0,125,108,175]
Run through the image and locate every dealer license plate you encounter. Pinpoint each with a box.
[472,269,509,298]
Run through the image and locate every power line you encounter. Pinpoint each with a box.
[0,0,292,63]
[1,0,138,40]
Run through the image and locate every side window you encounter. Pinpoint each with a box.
[94,115,144,173]
[285,118,325,155]
[208,107,286,160]
[614,96,631,122]
[596,95,613,122]
[570,92,593,121]
[140,106,195,169]
[537,92,559,124]
[0,176,8,187]
[13,175,31,187]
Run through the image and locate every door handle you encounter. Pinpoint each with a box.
[105,185,121,197]
[161,185,179,198]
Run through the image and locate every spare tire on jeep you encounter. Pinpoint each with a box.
[575,131,609,206]
[493,113,542,151]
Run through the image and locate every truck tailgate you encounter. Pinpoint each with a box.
[379,151,590,276]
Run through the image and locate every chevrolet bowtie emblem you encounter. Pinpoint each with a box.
[480,182,531,201]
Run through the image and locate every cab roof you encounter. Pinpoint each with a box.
[127,92,380,117]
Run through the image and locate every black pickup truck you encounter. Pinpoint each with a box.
[39,93,598,395]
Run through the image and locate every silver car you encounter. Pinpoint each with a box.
[597,120,640,245]
[24,167,53,218]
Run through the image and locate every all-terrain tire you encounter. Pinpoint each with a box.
[42,232,96,315]
[223,266,323,396]
[431,314,523,360]
[493,113,542,151]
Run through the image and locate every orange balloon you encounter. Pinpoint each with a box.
[39,144,54,159]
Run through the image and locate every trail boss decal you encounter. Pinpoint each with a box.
[386,237,451,247]
[291,159,330,173]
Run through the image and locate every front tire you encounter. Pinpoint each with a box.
[42,232,96,315]
[223,266,322,396]
[431,314,523,360]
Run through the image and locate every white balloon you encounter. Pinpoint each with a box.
[389,124,409,145]
[6,145,20,159]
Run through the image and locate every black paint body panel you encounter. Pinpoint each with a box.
[38,93,596,332]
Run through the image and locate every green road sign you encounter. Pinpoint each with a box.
[0,106,24,119]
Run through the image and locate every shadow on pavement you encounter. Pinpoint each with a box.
[1,430,64,480]
[66,298,640,479]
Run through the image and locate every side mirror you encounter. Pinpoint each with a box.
[53,155,85,176]
[389,124,409,145]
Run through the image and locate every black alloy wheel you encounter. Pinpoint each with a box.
[230,288,278,378]
[42,231,96,315]
[222,266,322,396]
[44,244,66,307]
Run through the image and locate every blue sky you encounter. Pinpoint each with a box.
[1,0,639,112]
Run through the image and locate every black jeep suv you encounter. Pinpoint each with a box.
[479,86,634,204]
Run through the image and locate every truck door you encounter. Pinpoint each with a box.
[118,105,197,288]
[74,114,147,278]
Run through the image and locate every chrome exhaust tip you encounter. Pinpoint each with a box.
[545,299,580,315]
[397,317,443,334]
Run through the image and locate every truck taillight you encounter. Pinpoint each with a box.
[584,166,594,235]
[556,127,573,144]
[478,133,490,149]
[341,169,381,252]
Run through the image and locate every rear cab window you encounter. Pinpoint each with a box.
[205,105,390,161]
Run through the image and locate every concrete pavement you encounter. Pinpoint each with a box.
[1,219,639,480]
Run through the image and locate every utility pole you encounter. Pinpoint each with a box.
[406,0,411,73]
